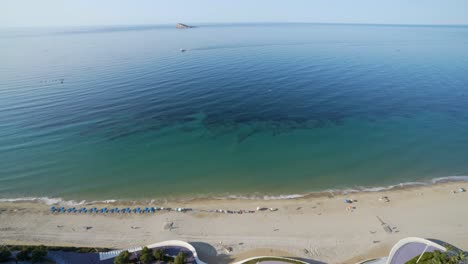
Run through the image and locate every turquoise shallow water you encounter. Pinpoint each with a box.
[1,23,468,201]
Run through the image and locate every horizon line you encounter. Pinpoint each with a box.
[2,21,468,30]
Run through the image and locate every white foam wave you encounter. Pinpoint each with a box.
[0,197,85,206]
[100,199,117,204]
[0,176,466,204]
[222,194,306,200]
[431,175,468,183]
[356,181,428,192]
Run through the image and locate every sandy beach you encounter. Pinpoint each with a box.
[0,182,466,264]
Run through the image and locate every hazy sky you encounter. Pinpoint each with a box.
[1,0,468,28]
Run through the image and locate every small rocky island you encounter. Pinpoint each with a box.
[176,23,195,29]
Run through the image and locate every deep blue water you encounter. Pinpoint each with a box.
[1,23,468,201]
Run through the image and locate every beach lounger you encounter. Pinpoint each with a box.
[150,207,155,213]
[50,206,57,213]
[58,207,65,213]
[80,208,87,213]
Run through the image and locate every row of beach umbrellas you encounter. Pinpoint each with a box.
[50,206,279,215]
[49,206,187,214]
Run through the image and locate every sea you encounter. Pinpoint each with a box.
[1,23,468,203]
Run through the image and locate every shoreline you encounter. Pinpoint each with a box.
[1,175,467,206]
[0,181,467,263]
